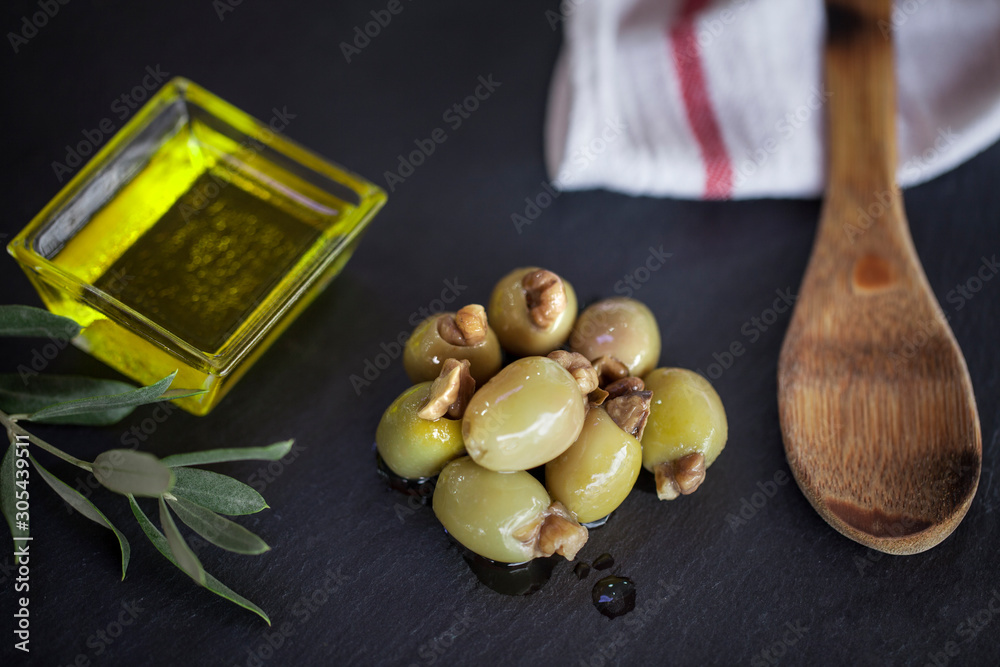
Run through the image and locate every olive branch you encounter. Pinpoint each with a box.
[0,305,287,624]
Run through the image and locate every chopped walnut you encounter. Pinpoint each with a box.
[522,270,567,329]
[547,350,599,395]
[438,304,488,346]
[605,389,652,440]
[512,501,588,561]
[534,502,588,560]
[417,359,476,420]
[592,356,629,387]
[653,453,706,500]
[588,387,609,407]
[605,376,645,399]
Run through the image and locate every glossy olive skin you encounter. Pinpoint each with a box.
[433,457,550,563]
[375,383,465,479]
[403,314,502,386]
[640,368,728,471]
[570,298,661,377]
[546,407,642,524]
[488,267,578,357]
[463,356,586,472]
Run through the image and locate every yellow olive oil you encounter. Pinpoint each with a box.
[92,170,321,352]
[36,110,364,413]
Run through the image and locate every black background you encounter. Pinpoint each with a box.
[1,1,998,665]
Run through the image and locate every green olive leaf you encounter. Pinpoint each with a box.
[158,496,205,585]
[93,450,174,497]
[1,438,30,561]
[21,371,206,424]
[129,495,270,624]
[30,456,130,579]
[166,496,269,555]
[0,305,81,339]
[0,374,138,426]
[160,440,294,467]
[170,467,267,515]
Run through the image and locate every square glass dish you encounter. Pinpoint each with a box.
[8,77,386,415]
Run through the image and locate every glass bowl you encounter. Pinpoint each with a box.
[7,77,386,415]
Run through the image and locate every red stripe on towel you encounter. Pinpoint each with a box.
[669,0,733,199]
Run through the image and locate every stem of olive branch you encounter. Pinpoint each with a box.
[0,408,93,472]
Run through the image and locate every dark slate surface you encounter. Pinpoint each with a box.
[1,2,997,665]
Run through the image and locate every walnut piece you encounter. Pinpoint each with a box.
[605,389,652,440]
[522,270,567,329]
[417,358,476,420]
[438,304,488,346]
[588,387,610,407]
[653,453,706,500]
[534,502,588,561]
[547,350,599,395]
[592,355,629,387]
[605,376,645,399]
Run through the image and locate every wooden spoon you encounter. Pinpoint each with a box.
[777,0,982,554]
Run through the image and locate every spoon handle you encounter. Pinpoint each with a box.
[822,0,912,257]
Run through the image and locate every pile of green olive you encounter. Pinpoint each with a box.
[375,266,728,574]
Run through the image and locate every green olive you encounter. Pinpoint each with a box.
[433,457,587,563]
[375,382,465,479]
[488,267,578,356]
[570,298,661,377]
[403,308,502,386]
[641,368,728,499]
[463,356,586,471]
[545,407,642,524]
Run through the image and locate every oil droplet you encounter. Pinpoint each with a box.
[593,553,614,570]
[592,575,636,619]
[574,562,591,580]
[460,548,557,596]
[581,514,610,529]
[374,451,435,504]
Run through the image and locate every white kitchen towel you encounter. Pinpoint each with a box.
[545,0,1000,199]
